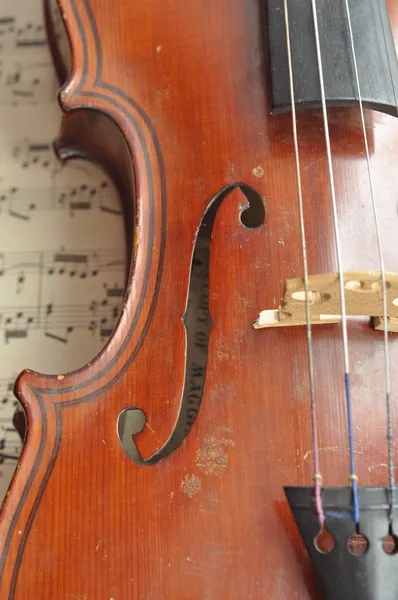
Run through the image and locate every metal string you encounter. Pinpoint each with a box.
[283,0,325,527]
[343,0,395,530]
[310,0,360,526]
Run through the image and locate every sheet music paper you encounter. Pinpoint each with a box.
[0,0,126,499]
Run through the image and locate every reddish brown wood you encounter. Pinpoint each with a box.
[1,1,398,598]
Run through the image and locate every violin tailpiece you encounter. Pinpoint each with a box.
[284,486,398,600]
[254,271,398,332]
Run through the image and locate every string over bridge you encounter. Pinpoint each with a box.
[254,272,398,333]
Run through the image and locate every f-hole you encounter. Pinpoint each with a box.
[117,182,265,466]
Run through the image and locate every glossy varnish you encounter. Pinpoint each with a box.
[1,1,398,598]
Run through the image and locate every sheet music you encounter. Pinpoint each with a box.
[0,1,126,498]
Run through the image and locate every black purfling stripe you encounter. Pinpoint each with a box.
[72,0,89,90]
[0,389,48,582]
[82,0,103,83]
[9,402,62,600]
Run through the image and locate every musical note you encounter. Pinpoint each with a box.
[0,293,123,344]
[20,142,54,168]
[0,378,17,407]
[0,60,56,106]
[0,420,23,462]
[0,17,17,53]
[0,182,123,218]
[0,17,47,52]
[0,139,55,169]
[0,248,124,281]
[14,23,47,49]
[104,283,125,298]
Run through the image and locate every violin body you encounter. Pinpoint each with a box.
[1,1,398,598]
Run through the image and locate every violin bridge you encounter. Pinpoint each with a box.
[254,272,398,333]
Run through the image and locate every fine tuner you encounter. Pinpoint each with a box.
[254,272,398,333]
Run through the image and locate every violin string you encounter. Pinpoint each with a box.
[310,0,360,526]
[283,0,325,528]
[343,0,395,530]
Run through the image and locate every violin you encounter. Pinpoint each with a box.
[1,0,398,598]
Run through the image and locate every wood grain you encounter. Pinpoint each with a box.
[1,0,398,598]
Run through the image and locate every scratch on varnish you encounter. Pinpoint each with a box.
[354,368,384,393]
[185,556,218,570]
[368,463,389,473]
[297,446,363,468]
[303,446,339,461]
[217,424,233,434]
[146,422,155,434]
[276,464,294,485]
